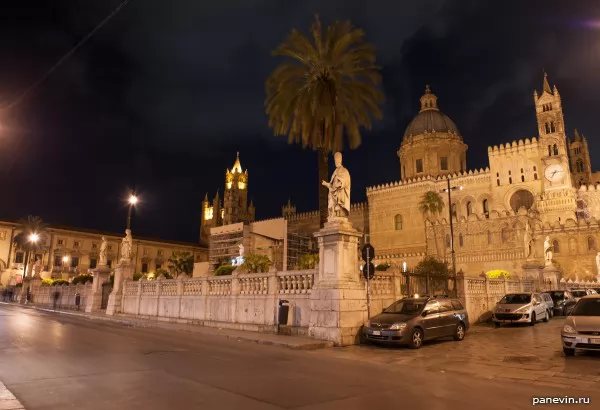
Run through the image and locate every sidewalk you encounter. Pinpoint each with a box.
[0,381,25,410]
[0,302,333,350]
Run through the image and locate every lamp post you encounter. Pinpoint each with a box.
[441,178,463,281]
[20,233,40,303]
[127,195,138,230]
[62,255,69,276]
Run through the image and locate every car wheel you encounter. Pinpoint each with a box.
[530,312,536,326]
[543,310,550,322]
[494,322,501,328]
[563,347,575,356]
[453,323,466,341]
[409,328,423,349]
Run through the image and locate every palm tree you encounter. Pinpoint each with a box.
[14,215,49,279]
[419,191,445,256]
[265,15,384,227]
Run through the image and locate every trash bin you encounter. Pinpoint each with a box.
[278,300,289,325]
[75,294,81,310]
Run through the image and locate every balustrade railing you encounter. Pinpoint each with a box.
[239,275,268,295]
[182,278,203,296]
[277,270,314,294]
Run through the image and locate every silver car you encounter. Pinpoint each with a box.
[561,295,600,356]
[570,289,594,301]
[492,292,549,326]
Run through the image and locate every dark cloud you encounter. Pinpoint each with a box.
[1,0,599,242]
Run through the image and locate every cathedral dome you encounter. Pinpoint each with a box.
[402,85,462,141]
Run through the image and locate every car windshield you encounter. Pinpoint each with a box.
[549,292,565,301]
[571,299,600,316]
[571,291,587,298]
[383,300,425,315]
[499,294,531,304]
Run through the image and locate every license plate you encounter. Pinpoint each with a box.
[371,330,381,336]
[589,338,600,344]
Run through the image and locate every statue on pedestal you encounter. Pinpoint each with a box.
[321,152,351,219]
[544,236,553,266]
[99,236,108,266]
[120,229,133,261]
[523,222,533,259]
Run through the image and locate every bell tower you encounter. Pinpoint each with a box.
[223,152,251,225]
[568,128,593,187]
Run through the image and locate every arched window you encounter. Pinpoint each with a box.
[547,145,552,156]
[576,159,584,173]
[553,240,560,253]
[466,201,472,216]
[501,228,508,243]
[521,175,525,182]
[459,234,464,247]
[553,144,559,155]
[451,204,457,218]
[487,231,492,244]
[394,214,403,231]
[534,173,538,180]
[533,166,537,171]
[551,122,556,133]
[445,234,451,248]
[496,179,500,186]
[545,123,551,134]
[588,237,596,251]
[509,177,513,184]
[482,199,489,218]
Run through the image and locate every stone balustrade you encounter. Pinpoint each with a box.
[277,270,314,294]
[27,281,92,310]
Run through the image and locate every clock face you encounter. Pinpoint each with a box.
[544,164,565,182]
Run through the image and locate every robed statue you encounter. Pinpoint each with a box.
[543,236,553,265]
[322,152,351,219]
[523,222,533,259]
[99,236,108,266]
[121,229,133,260]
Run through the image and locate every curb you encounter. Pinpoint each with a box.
[0,381,26,410]
[0,302,333,351]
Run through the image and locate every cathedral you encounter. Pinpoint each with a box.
[367,74,600,280]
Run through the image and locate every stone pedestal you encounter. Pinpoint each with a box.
[106,259,133,316]
[308,217,366,346]
[85,265,111,313]
[522,262,544,282]
[542,265,561,289]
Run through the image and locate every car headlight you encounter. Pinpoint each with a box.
[515,306,529,313]
[563,325,576,334]
[389,323,407,331]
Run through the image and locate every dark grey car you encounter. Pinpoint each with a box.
[547,290,577,316]
[362,296,470,349]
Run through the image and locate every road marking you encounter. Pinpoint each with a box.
[0,382,25,410]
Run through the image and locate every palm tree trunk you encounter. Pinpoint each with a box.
[318,148,329,228]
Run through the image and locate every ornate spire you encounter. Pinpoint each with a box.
[573,128,584,142]
[232,152,242,173]
[419,84,439,112]
[543,72,552,94]
[204,192,208,201]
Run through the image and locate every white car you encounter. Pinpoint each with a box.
[492,292,550,326]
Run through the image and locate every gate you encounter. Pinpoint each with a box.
[101,283,112,309]
[402,271,456,297]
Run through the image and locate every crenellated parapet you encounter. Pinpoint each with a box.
[578,184,600,192]
[487,137,539,157]
[285,202,368,222]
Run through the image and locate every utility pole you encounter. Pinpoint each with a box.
[441,178,462,290]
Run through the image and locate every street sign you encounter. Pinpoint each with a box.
[362,262,375,280]
[361,243,375,262]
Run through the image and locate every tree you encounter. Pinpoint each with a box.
[241,253,271,273]
[167,251,194,278]
[414,256,448,277]
[14,215,49,279]
[266,15,384,227]
[419,191,445,256]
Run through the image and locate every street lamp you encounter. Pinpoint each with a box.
[127,194,138,230]
[441,178,463,280]
[62,255,69,273]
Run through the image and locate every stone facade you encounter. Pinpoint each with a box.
[366,74,600,281]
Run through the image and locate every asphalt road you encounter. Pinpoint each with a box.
[0,304,598,410]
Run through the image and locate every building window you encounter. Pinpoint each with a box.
[545,123,551,134]
[141,263,148,273]
[466,202,472,216]
[496,179,500,186]
[588,237,596,251]
[496,173,499,177]
[487,231,492,244]
[90,259,97,269]
[501,229,508,243]
[108,245,112,251]
[551,122,556,133]
[509,177,512,184]
[107,260,112,268]
[92,243,97,249]
[156,263,162,270]
[440,156,448,171]
[71,257,79,268]
[15,252,24,263]
[394,214,403,231]
[57,239,64,245]
[73,241,80,248]
[547,145,552,156]
[534,173,538,180]
[520,168,523,173]
[576,159,584,173]
[482,199,489,218]
[521,175,525,182]
[459,234,464,247]
[451,204,457,218]
[508,170,511,175]
[157,250,163,257]
[416,159,423,173]
[553,144,559,155]
[574,147,581,155]
[533,166,537,171]
[54,255,62,266]
[445,234,451,248]
[553,240,560,253]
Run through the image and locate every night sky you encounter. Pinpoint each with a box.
[1,0,600,244]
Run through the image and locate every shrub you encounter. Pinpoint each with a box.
[133,272,143,281]
[415,256,448,276]
[486,270,511,279]
[298,253,319,269]
[52,279,69,286]
[72,274,93,285]
[241,253,271,273]
[215,265,236,276]
[41,278,54,286]
[375,262,391,271]
[155,268,173,279]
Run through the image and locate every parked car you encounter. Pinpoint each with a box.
[540,293,555,318]
[570,289,595,301]
[492,292,549,326]
[547,290,577,316]
[362,295,470,349]
[561,294,600,356]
